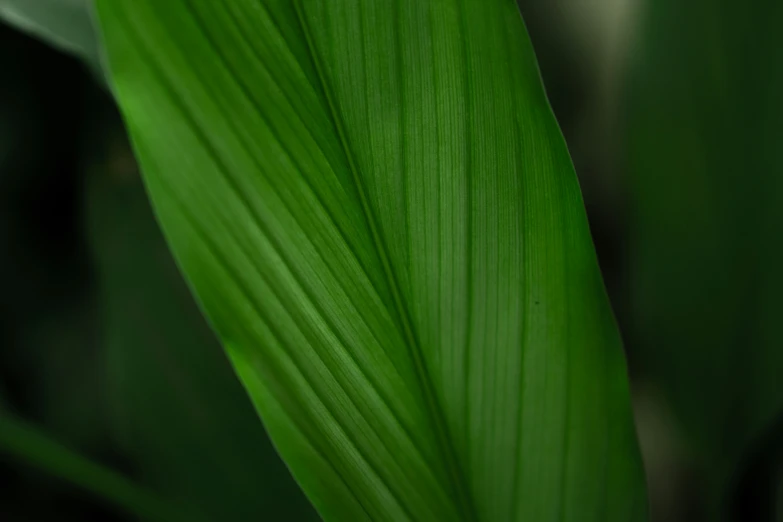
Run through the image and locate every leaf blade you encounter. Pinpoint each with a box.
[94,1,648,521]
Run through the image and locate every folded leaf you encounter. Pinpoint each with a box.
[94,1,647,520]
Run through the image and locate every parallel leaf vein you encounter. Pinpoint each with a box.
[121,11,423,517]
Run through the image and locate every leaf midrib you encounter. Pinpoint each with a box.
[291,2,479,520]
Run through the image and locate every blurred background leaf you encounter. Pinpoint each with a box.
[626,0,783,519]
[0,14,110,471]
[0,21,125,521]
[0,0,101,76]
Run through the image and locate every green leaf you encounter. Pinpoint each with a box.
[84,108,318,521]
[94,1,647,521]
[627,0,783,511]
[0,0,101,72]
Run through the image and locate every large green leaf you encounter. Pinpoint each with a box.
[94,1,647,520]
[627,0,783,514]
[84,106,317,521]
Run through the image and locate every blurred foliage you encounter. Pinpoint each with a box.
[0,15,103,453]
[0,21,121,522]
[0,0,100,73]
[627,0,783,519]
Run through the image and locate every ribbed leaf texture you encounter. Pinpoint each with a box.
[94,1,648,520]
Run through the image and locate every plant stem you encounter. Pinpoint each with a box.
[0,414,204,522]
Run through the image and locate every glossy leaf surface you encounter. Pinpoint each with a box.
[95,1,647,520]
